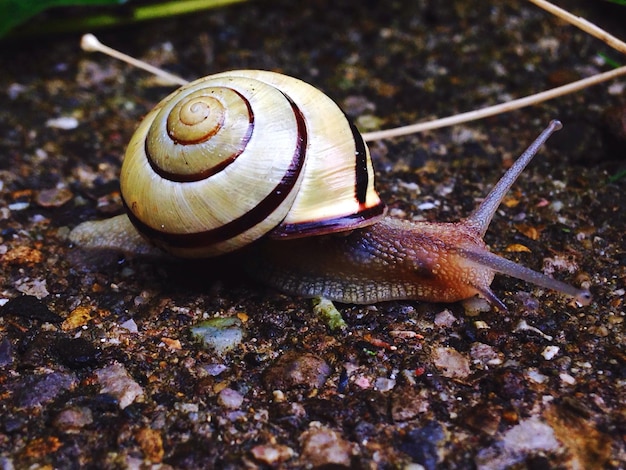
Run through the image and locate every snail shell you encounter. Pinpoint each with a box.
[121,70,386,257]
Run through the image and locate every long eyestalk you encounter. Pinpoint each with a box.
[466,120,562,237]
[461,247,592,307]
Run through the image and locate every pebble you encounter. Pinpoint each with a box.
[250,444,295,465]
[398,421,445,470]
[434,309,457,327]
[52,336,101,369]
[190,317,243,354]
[7,202,29,211]
[202,363,228,377]
[135,427,164,463]
[217,388,244,409]
[461,297,492,315]
[45,116,79,129]
[96,362,144,409]
[476,417,559,469]
[541,345,560,360]
[61,306,93,330]
[463,406,501,436]
[53,406,93,433]
[526,369,548,384]
[470,342,502,366]
[119,318,138,333]
[374,377,396,392]
[432,347,471,379]
[299,424,354,468]
[35,187,73,207]
[263,352,331,391]
[15,372,77,408]
[14,278,49,299]
[391,387,429,422]
[0,295,61,323]
[0,337,13,367]
[2,246,43,265]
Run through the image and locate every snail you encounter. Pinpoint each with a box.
[69,70,592,311]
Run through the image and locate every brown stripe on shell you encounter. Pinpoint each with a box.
[124,95,308,251]
[348,120,369,204]
[269,201,387,239]
[145,89,255,183]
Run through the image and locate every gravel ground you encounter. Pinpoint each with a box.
[0,0,625,468]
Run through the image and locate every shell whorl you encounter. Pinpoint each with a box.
[120,70,385,257]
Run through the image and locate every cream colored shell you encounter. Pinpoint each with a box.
[120,70,385,257]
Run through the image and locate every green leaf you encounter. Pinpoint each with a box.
[1,0,248,38]
[0,0,124,38]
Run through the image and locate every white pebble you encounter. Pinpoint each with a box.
[119,319,138,333]
[46,116,79,130]
[541,345,559,360]
[218,388,244,409]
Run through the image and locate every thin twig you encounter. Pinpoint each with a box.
[362,65,626,141]
[528,0,626,54]
[81,34,189,87]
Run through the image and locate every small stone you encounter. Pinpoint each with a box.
[96,362,144,409]
[15,372,77,408]
[61,305,93,330]
[35,187,73,207]
[391,387,429,422]
[0,295,61,323]
[398,421,445,469]
[526,369,548,384]
[299,424,354,467]
[190,317,243,354]
[119,318,138,333]
[2,246,43,265]
[21,436,62,460]
[202,363,228,376]
[541,345,559,360]
[374,377,396,392]
[263,352,332,391]
[462,297,491,316]
[135,427,164,463]
[502,417,559,452]
[53,407,93,433]
[470,342,502,366]
[463,405,502,436]
[476,416,559,469]
[250,444,295,465]
[52,336,101,369]
[46,116,79,129]
[432,347,471,379]
[0,337,13,367]
[218,388,244,409]
[7,201,29,211]
[14,278,49,299]
[434,309,457,327]
[160,337,182,350]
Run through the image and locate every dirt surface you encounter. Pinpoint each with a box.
[0,0,625,468]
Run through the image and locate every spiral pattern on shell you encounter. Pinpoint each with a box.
[120,70,386,257]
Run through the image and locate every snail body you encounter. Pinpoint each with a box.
[70,71,592,309]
